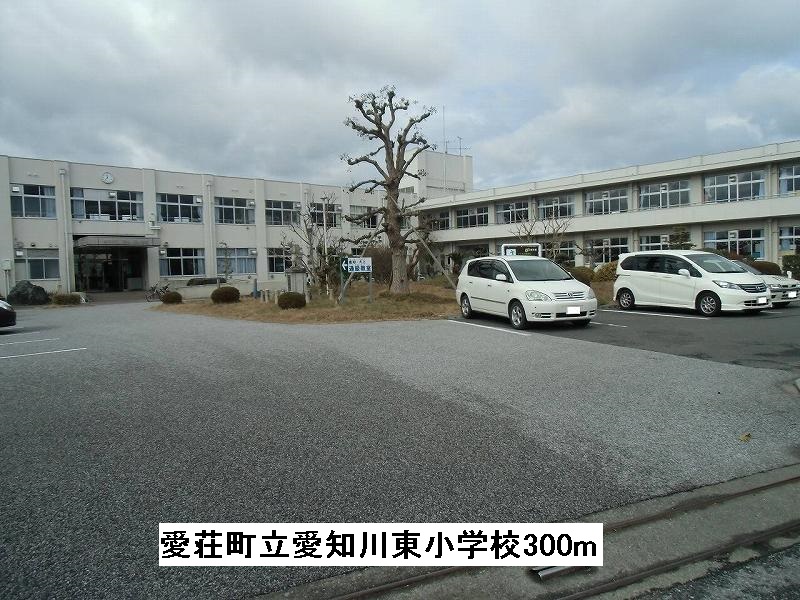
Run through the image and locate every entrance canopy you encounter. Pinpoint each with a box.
[74,236,161,248]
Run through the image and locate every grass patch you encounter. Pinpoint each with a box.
[156,281,459,324]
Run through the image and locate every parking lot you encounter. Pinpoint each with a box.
[458,304,800,373]
[1,302,799,599]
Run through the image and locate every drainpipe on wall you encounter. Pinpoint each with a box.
[59,168,71,293]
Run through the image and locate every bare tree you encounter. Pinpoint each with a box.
[280,194,345,293]
[342,86,435,294]
[510,209,575,262]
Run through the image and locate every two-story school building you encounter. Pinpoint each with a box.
[415,141,800,270]
[1,140,799,297]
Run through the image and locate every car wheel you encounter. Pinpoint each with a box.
[460,294,473,319]
[572,320,591,327]
[696,291,721,317]
[617,288,635,310]
[509,301,528,330]
[773,302,789,308]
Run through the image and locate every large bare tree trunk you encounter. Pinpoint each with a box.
[390,247,409,293]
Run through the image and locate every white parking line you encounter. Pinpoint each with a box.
[591,322,628,328]
[0,347,87,360]
[448,320,529,336]
[0,338,59,346]
[601,309,709,320]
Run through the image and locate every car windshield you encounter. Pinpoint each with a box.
[686,254,747,274]
[733,260,761,275]
[507,259,572,281]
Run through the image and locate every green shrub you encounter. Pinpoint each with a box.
[210,286,241,304]
[594,261,618,281]
[748,260,781,276]
[161,291,183,304]
[782,255,800,275]
[277,291,306,309]
[51,293,82,305]
[567,266,595,285]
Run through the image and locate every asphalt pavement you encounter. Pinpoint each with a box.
[1,302,798,598]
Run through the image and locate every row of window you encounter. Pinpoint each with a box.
[13,225,800,282]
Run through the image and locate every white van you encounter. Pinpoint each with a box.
[456,256,597,329]
[613,250,770,316]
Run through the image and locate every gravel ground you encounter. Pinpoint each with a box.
[1,303,798,599]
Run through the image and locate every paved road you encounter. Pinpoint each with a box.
[1,303,798,598]
[463,303,800,373]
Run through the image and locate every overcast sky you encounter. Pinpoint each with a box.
[1,0,799,190]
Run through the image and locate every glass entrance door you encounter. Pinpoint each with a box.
[74,248,145,292]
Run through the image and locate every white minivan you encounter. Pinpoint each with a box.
[614,250,770,316]
[456,256,597,329]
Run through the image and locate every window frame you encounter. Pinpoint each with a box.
[455,206,488,228]
[585,188,628,215]
[266,200,300,226]
[703,170,765,203]
[214,196,256,225]
[10,184,57,218]
[537,195,574,219]
[495,201,529,224]
[71,188,144,221]
[156,193,203,223]
[159,248,206,277]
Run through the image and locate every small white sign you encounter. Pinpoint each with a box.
[505,248,517,256]
[346,257,372,273]
[566,306,581,315]
[788,291,797,299]
[757,297,768,304]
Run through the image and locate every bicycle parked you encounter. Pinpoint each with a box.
[144,282,170,302]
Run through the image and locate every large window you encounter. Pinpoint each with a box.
[455,206,488,228]
[266,200,299,225]
[215,197,255,224]
[14,249,60,280]
[703,229,764,258]
[587,237,629,264]
[779,165,800,194]
[310,203,341,227]
[703,170,765,203]
[585,188,628,215]
[496,201,529,224]
[640,235,672,251]
[639,180,690,210]
[779,226,800,252]
[350,205,379,228]
[216,247,256,275]
[157,194,202,223]
[71,188,143,221]
[267,247,291,273]
[538,195,574,219]
[159,248,205,276]
[10,185,57,218]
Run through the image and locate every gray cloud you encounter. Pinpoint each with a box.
[0,0,798,191]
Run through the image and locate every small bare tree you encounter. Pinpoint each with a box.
[510,208,574,262]
[280,194,345,293]
[342,86,435,294]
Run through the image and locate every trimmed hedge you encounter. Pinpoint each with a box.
[277,291,306,309]
[161,291,183,304]
[594,261,618,281]
[187,277,226,286]
[51,293,82,305]
[748,260,782,276]
[782,255,800,274]
[700,247,749,262]
[567,266,594,285]
[210,286,241,304]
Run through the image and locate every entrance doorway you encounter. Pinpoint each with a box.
[74,248,145,292]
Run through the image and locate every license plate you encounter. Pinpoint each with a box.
[566,306,581,315]
[757,297,767,304]
[789,291,798,299]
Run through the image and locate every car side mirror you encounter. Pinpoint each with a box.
[678,268,690,277]
[495,273,508,282]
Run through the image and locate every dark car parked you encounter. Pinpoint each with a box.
[0,299,16,327]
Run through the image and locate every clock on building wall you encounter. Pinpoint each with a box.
[101,171,114,184]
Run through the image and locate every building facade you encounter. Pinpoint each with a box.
[419,141,800,270]
[2,140,799,297]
